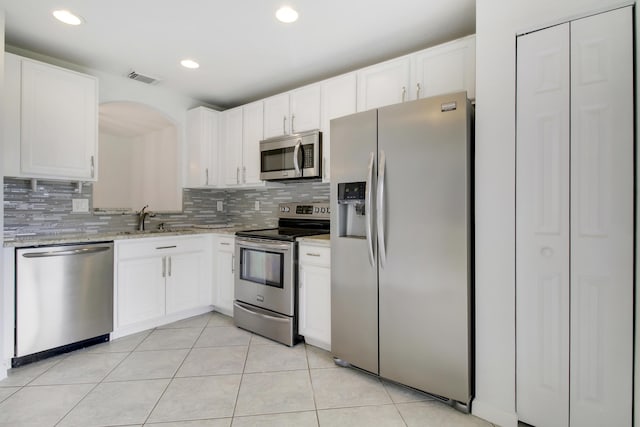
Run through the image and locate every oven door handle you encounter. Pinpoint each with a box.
[236,238,292,252]
[234,302,290,323]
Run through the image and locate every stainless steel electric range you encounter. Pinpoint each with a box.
[233,202,330,346]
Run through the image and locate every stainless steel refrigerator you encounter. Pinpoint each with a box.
[330,92,473,410]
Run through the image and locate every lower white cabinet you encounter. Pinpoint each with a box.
[298,242,331,350]
[212,235,235,316]
[115,235,212,333]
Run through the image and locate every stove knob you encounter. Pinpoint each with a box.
[314,207,320,213]
[320,207,326,213]
[327,207,330,214]
[284,207,290,212]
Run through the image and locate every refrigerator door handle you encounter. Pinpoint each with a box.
[377,150,387,268]
[365,151,375,266]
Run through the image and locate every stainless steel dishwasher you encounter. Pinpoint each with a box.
[15,242,114,365]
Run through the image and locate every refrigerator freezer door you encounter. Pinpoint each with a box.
[377,93,472,404]
[330,109,379,375]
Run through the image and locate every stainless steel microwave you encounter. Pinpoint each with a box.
[259,130,322,181]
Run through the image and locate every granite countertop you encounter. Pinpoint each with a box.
[3,225,251,248]
[297,234,331,246]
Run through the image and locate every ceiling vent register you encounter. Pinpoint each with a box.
[127,71,160,85]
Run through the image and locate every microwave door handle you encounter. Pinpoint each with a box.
[377,150,387,268]
[293,139,302,176]
[365,152,375,266]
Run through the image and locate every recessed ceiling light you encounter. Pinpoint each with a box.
[180,59,200,69]
[52,10,84,26]
[276,6,298,23]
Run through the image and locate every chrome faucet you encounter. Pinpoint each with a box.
[137,205,155,231]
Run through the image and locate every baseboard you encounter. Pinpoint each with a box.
[472,399,518,427]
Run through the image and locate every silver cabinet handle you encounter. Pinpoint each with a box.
[162,256,166,278]
[231,254,235,274]
[90,155,95,178]
[168,256,172,277]
[322,156,326,180]
[236,167,240,184]
[401,86,406,102]
[22,246,110,258]
[306,252,321,257]
[220,242,231,246]
[293,139,302,176]
[283,115,287,135]
[205,168,209,185]
[377,150,387,268]
[416,83,421,99]
[243,166,246,183]
[156,245,177,250]
[291,114,295,133]
[365,152,375,267]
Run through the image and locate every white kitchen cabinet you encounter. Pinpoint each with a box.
[242,101,264,185]
[412,35,475,100]
[221,106,244,186]
[212,235,235,316]
[115,235,212,331]
[185,106,219,187]
[357,56,411,111]
[3,53,98,181]
[298,242,331,350]
[320,72,357,182]
[516,8,633,427]
[263,84,321,138]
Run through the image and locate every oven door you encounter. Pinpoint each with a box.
[234,237,295,316]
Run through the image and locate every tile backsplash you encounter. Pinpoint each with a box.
[3,178,329,240]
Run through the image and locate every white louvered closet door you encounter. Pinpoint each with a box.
[516,6,633,427]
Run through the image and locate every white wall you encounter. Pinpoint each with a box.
[94,133,135,209]
[0,9,6,382]
[473,1,636,426]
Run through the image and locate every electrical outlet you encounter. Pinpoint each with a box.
[217,201,223,212]
[254,201,260,211]
[72,198,89,213]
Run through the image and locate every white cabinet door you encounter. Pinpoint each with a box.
[117,257,165,327]
[263,93,290,138]
[298,244,331,350]
[516,7,633,427]
[20,58,97,180]
[320,73,357,182]
[185,107,219,187]
[221,107,244,186]
[516,23,571,427]
[165,251,204,315]
[214,236,235,316]
[242,101,264,185]
[357,57,411,111]
[569,8,633,427]
[413,35,476,100]
[290,84,321,134]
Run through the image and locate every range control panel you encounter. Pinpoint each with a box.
[279,202,330,219]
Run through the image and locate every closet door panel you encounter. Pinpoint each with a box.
[515,23,570,427]
[570,7,633,427]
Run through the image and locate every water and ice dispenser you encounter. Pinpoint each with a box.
[337,181,367,238]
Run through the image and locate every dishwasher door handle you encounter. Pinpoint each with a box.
[22,246,112,258]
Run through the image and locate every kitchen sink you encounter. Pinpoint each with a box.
[117,229,169,235]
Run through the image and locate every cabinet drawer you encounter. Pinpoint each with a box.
[299,245,330,266]
[117,235,208,259]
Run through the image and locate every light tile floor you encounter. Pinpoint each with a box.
[0,311,497,427]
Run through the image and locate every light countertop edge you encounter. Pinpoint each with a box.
[297,234,331,246]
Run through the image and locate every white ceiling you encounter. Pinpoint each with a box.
[0,0,475,109]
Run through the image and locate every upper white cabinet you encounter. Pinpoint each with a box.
[516,8,633,427]
[221,106,244,186]
[263,84,321,138]
[357,35,475,111]
[320,72,357,182]
[185,106,219,187]
[4,53,98,181]
[412,35,476,100]
[221,102,264,187]
[357,56,411,111]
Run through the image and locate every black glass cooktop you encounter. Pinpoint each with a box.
[236,227,328,242]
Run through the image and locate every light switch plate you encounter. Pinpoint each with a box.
[217,201,223,211]
[254,201,260,211]
[72,198,89,213]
